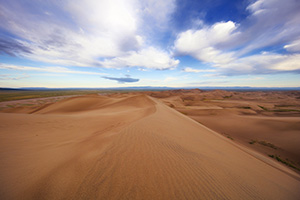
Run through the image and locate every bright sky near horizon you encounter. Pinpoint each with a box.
[0,0,300,88]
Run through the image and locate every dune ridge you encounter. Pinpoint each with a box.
[0,94,299,199]
[146,89,300,172]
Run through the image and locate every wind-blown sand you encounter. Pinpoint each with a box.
[146,89,300,172]
[0,94,300,199]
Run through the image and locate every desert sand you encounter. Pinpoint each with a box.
[0,93,300,199]
[146,89,300,172]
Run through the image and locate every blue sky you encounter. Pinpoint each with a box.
[0,0,300,88]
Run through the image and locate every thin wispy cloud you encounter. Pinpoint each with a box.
[183,67,216,73]
[175,0,300,75]
[0,0,177,69]
[214,53,300,75]
[0,64,106,75]
[100,47,179,70]
[284,39,300,53]
[0,74,29,80]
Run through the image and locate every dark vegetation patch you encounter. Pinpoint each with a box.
[258,105,300,113]
[226,135,234,140]
[258,105,268,111]
[239,106,251,109]
[221,132,234,140]
[249,140,278,149]
[249,140,256,144]
[268,155,300,171]
[223,95,233,99]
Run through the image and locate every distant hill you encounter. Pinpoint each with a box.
[1,86,299,91]
[0,88,26,91]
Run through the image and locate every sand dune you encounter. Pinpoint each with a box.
[148,89,300,172]
[0,94,300,199]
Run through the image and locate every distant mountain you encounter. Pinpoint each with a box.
[194,86,300,91]
[19,87,50,90]
[0,88,26,91]
[1,86,299,91]
[17,86,175,91]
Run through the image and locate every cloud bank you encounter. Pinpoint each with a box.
[0,64,106,75]
[182,67,216,73]
[101,47,179,70]
[0,0,178,69]
[0,0,299,88]
[175,0,300,75]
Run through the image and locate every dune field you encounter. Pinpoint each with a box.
[0,92,300,199]
[146,89,300,172]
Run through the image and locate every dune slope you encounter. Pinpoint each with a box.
[0,94,299,199]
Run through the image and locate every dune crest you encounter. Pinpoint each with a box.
[0,94,299,199]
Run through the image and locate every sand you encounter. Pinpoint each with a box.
[0,93,300,199]
[148,89,300,172]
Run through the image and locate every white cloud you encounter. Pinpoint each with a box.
[271,54,300,71]
[100,47,179,70]
[215,53,300,74]
[174,21,238,64]
[284,39,300,52]
[0,64,106,75]
[0,74,29,80]
[0,1,134,67]
[183,67,216,73]
[239,0,300,55]
[0,0,177,69]
[174,0,300,75]
[140,0,176,30]
[246,0,265,15]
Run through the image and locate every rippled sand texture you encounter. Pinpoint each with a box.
[1,94,300,199]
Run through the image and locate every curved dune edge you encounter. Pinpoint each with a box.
[156,96,300,181]
[198,122,300,181]
[158,97,300,180]
[0,94,299,199]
